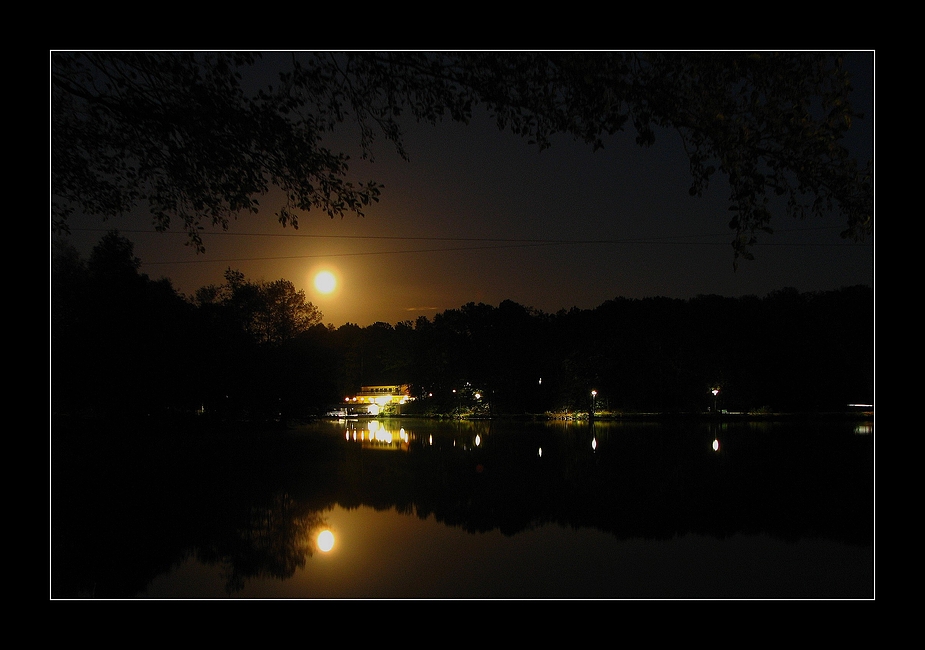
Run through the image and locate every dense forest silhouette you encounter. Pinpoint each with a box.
[51,231,874,426]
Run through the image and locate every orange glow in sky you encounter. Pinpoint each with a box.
[60,53,873,329]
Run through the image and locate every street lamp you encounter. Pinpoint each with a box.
[591,390,597,418]
[711,387,720,413]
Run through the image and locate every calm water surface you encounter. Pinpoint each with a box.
[51,417,874,599]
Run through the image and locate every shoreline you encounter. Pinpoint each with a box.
[358,409,874,423]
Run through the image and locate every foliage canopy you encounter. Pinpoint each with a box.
[195,267,323,345]
[51,51,872,264]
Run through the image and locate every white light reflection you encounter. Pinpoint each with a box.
[368,420,392,444]
[713,438,720,452]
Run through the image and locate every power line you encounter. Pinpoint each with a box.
[69,225,845,242]
[145,240,686,265]
[67,226,869,266]
[71,227,731,243]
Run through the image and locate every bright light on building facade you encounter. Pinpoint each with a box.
[342,384,414,415]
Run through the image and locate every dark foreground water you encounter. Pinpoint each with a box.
[51,417,874,599]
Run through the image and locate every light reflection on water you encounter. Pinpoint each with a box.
[140,503,873,599]
[53,417,874,599]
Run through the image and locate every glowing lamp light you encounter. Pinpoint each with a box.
[317,529,335,552]
[713,439,720,452]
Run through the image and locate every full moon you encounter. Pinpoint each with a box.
[317,529,335,552]
[314,271,337,294]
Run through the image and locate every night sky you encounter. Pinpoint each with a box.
[58,51,874,327]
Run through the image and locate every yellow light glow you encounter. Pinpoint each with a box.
[314,271,337,294]
[317,529,335,552]
[366,420,392,443]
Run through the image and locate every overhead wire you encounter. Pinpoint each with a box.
[67,226,869,266]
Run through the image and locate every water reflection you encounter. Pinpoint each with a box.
[854,422,873,435]
[51,417,874,599]
[344,419,411,450]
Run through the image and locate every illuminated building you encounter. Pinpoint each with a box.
[343,384,413,415]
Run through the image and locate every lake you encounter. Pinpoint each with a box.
[50,416,874,599]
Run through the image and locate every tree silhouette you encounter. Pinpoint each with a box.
[52,231,199,417]
[195,268,322,346]
[53,231,872,421]
[52,51,872,264]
